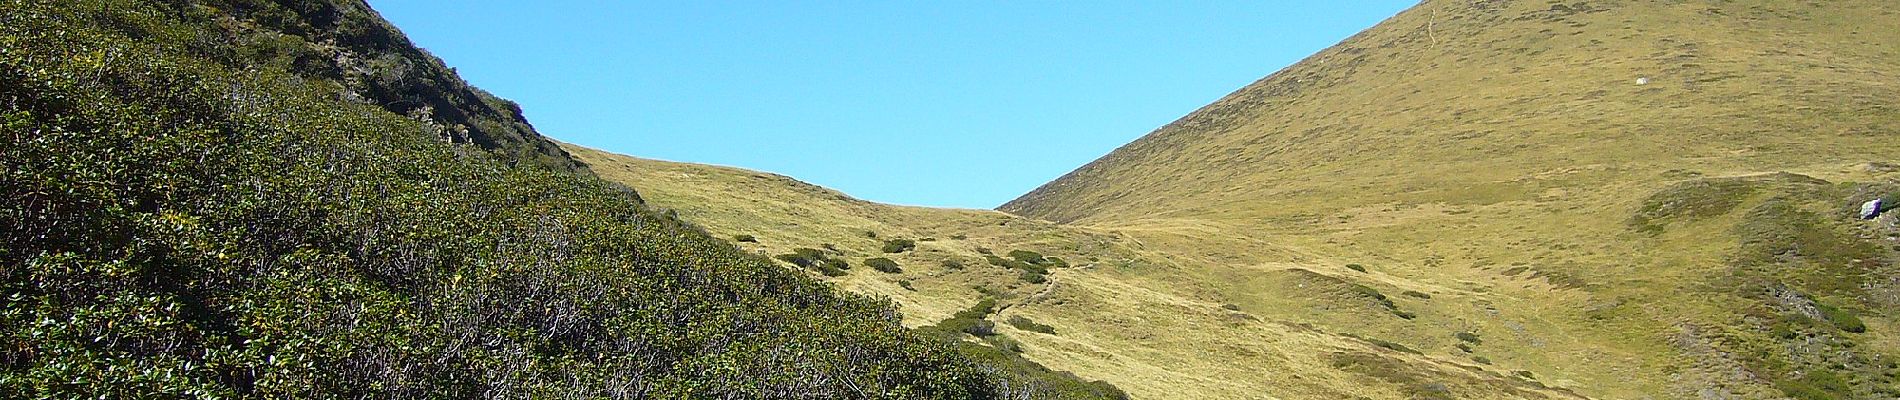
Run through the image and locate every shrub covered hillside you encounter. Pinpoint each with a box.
[0,0,1063,398]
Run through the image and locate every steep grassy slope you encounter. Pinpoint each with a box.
[998,0,1900,398]
[567,145,1591,400]
[0,1,1090,397]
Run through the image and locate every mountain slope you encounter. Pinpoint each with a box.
[1000,0,1900,398]
[1005,0,1900,225]
[566,145,1592,400]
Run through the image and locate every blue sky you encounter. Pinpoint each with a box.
[366,1,1415,208]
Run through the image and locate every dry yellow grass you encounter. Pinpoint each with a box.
[998,0,1900,398]
[565,144,1590,400]
[568,1,1900,399]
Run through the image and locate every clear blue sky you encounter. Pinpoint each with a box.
[365,1,1415,209]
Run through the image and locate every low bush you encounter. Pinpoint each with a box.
[732,234,757,243]
[1008,250,1046,264]
[1020,270,1048,284]
[882,238,917,253]
[1346,264,1368,273]
[1043,256,1070,268]
[1367,338,1420,354]
[865,257,903,274]
[1007,316,1057,335]
[1817,303,1867,333]
[1401,290,1432,299]
[777,248,850,276]
[941,259,966,270]
[1455,331,1482,344]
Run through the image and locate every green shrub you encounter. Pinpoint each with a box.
[1020,270,1048,284]
[1369,339,1420,354]
[865,257,903,274]
[881,238,916,253]
[899,280,916,291]
[1816,303,1867,333]
[1006,316,1057,335]
[1346,264,1368,273]
[941,259,965,270]
[1008,250,1046,264]
[1455,331,1482,344]
[778,247,849,275]
[732,234,757,243]
[1043,256,1070,268]
[1401,290,1432,299]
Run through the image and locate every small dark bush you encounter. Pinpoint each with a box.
[1401,290,1432,299]
[1455,343,1473,353]
[864,230,879,238]
[1346,264,1368,273]
[1366,338,1420,354]
[865,257,903,274]
[1454,331,1482,344]
[1222,304,1243,311]
[1043,256,1070,268]
[898,280,916,291]
[1473,356,1493,365]
[1020,270,1048,284]
[1007,316,1057,335]
[1392,310,1417,320]
[1817,303,1867,333]
[964,319,998,337]
[976,247,993,255]
[778,248,849,276]
[986,255,1027,269]
[1007,250,1046,264]
[882,238,917,253]
[732,234,757,243]
[950,234,967,240]
[941,259,966,270]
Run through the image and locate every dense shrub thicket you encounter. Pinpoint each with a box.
[0,1,1087,397]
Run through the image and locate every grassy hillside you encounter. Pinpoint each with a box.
[998,0,1900,399]
[566,145,1591,400]
[0,1,1095,397]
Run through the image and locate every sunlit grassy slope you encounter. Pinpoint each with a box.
[580,1,1899,399]
[995,0,1900,399]
[565,145,1592,400]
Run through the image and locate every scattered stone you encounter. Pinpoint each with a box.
[1861,199,1883,220]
